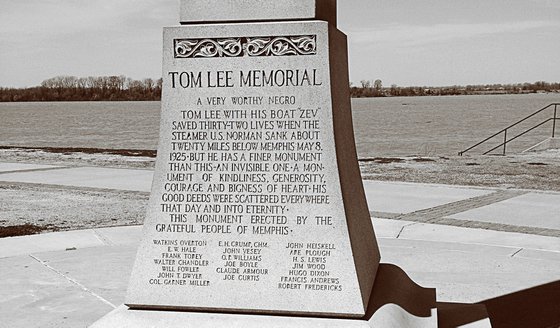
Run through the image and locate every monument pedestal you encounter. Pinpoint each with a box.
[126,19,378,317]
[91,304,438,328]
[92,1,436,326]
[91,305,372,328]
[91,264,440,327]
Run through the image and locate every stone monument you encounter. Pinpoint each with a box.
[91,0,408,326]
[90,2,558,327]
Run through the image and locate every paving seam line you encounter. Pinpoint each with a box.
[510,248,524,258]
[28,254,117,309]
[0,166,73,175]
[368,195,510,222]
[396,222,418,239]
[371,213,560,238]
[0,181,151,195]
[93,229,116,246]
[370,211,400,219]
[363,179,560,195]
[395,190,529,221]
[377,237,560,255]
[433,218,560,238]
[369,190,560,236]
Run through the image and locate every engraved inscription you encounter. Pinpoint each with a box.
[151,93,338,291]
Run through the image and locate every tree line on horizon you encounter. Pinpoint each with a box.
[0,75,162,102]
[1,75,559,102]
[351,80,560,98]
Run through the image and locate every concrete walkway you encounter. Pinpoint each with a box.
[0,162,559,327]
[0,164,153,192]
[2,163,560,234]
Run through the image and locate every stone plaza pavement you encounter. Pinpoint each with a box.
[0,162,559,327]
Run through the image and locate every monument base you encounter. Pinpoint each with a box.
[92,264,439,327]
[90,305,371,328]
[90,304,438,328]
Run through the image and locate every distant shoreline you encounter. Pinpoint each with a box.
[1,78,558,102]
[350,81,560,98]
[0,90,558,103]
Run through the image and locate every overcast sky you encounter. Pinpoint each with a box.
[1,0,559,88]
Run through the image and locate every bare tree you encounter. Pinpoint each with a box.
[143,78,154,91]
[374,79,383,91]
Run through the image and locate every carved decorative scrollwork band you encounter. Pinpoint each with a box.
[174,35,317,58]
[175,38,244,58]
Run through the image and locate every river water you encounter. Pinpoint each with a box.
[0,94,558,157]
